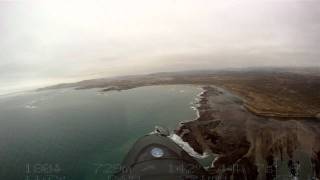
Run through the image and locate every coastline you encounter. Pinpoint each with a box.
[173,85,320,179]
[170,86,209,159]
[180,86,204,124]
[174,86,220,155]
[38,69,320,120]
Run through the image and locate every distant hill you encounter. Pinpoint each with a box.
[38,67,320,119]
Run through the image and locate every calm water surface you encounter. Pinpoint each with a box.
[0,85,202,180]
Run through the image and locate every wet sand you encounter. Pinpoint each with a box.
[176,86,320,180]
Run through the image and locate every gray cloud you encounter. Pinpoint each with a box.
[0,0,319,94]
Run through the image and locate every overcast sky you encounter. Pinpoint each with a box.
[0,0,319,94]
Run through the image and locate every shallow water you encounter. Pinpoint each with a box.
[0,85,202,180]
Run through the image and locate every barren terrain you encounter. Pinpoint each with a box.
[39,68,320,119]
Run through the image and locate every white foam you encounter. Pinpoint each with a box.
[25,105,38,109]
[183,87,204,123]
[190,106,197,111]
[24,92,59,109]
[170,133,208,159]
[211,157,219,168]
[169,87,209,159]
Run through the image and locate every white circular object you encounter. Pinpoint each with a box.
[150,147,164,158]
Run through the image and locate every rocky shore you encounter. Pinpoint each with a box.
[175,86,320,179]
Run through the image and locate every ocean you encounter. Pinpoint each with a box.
[0,85,202,180]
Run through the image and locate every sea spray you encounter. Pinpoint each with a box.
[170,133,209,159]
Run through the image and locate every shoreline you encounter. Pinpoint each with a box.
[180,86,204,124]
[197,85,318,121]
[170,86,209,159]
[99,83,319,120]
[174,86,220,155]
[37,69,320,120]
[174,85,320,179]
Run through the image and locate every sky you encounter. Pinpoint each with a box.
[0,0,319,95]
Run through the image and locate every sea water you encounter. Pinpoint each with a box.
[0,85,202,180]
